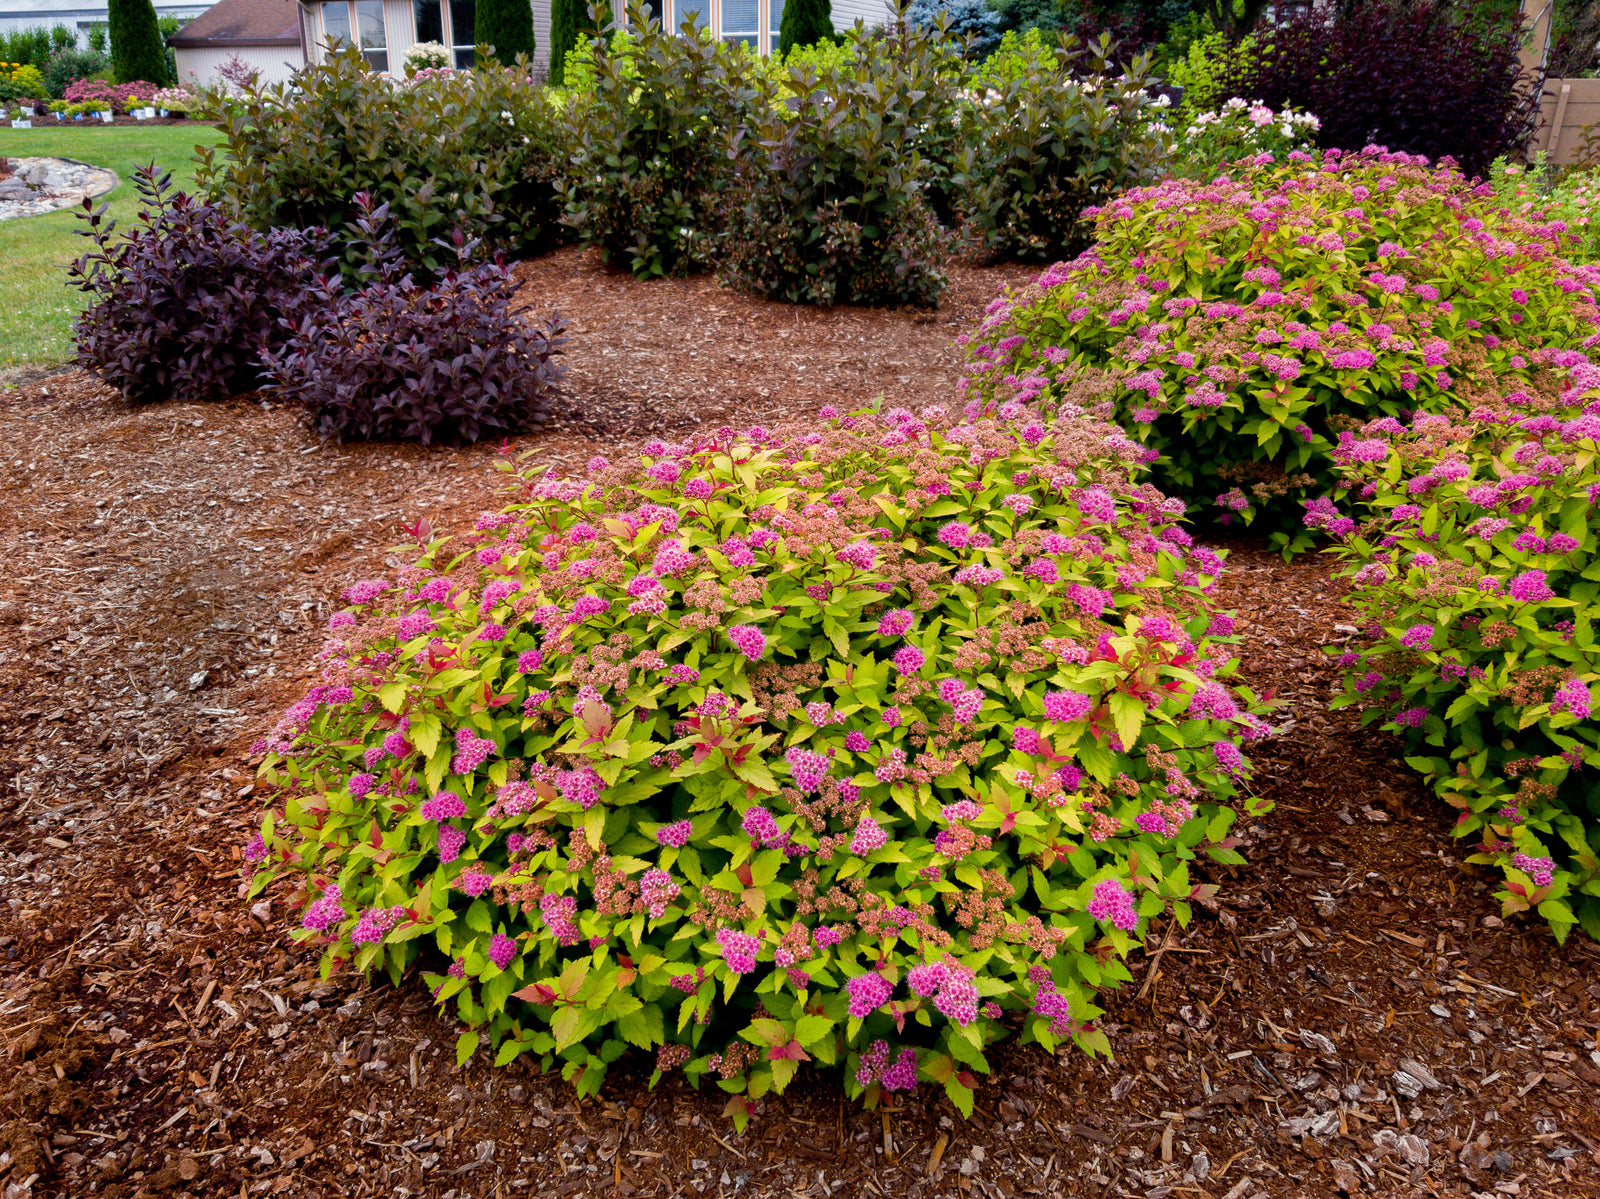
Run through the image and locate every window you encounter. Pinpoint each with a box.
[722,0,757,48]
[354,0,388,71]
[320,0,386,70]
[669,0,708,35]
[413,0,444,44]
[449,0,476,67]
[320,0,352,47]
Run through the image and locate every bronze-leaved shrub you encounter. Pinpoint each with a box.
[963,148,1600,547]
[198,46,569,280]
[247,400,1268,1117]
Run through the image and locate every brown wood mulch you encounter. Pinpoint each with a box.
[1,244,1598,1199]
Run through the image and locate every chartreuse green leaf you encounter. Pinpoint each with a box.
[249,367,1272,1116]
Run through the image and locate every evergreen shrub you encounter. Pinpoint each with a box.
[963,148,1600,546]
[475,0,538,65]
[247,401,1266,1114]
[107,0,170,85]
[778,0,834,56]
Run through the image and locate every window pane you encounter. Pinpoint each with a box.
[671,0,707,33]
[722,0,756,34]
[450,0,475,58]
[354,0,386,48]
[364,49,389,70]
[453,45,475,67]
[768,0,784,54]
[414,0,443,44]
[637,0,660,26]
[321,0,351,46]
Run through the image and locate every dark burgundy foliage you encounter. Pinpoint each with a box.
[69,164,330,405]
[1218,0,1540,179]
[261,196,569,447]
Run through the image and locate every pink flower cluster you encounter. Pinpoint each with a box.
[1086,879,1139,930]
[717,927,761,974]
[855,1039,918,1091]
[846,971,893,1017]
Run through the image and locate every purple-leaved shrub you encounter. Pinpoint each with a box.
[246,400,1268,1119]
[1313,360,1600,944]
[69,165,331,405]
[260,196,568,447]
[961,148,1600,548]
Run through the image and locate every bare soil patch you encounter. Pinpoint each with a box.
[0,247,1597,1199]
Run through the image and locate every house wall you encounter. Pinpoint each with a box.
[829,0,891,34]
[302,0,551,72]
[174,43,304,87]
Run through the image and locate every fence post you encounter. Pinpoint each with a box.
[1547,81,1573,156]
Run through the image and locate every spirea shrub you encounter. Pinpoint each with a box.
[198,46,569,281]
[1217,0,1538,181]
[247,401,1267,1117]
[558,6,765,278]
[963,148,1600,546]
[959,37,1173,262]
[260,198,568,447]
[1491,156,1600,268]
[1316,371,1600,944]
[69,165,330,405]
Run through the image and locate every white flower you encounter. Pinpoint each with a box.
[1153,93,1171,108]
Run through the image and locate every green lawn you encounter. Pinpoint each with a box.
[1,124,225,368]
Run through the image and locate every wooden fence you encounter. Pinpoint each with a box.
[1523,0,1600,164]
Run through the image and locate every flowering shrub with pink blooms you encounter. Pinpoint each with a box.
[62,77,155,106]
[963,147,1600,548]
[247,400,1268,1119]
[1316,365,1600,944]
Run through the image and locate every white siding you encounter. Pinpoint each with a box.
[381,0,412,63]
[531,0,548,69]
[174,43,305,87]
[829,0,890,35]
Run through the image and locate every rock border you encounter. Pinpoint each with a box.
[0,155,120,221]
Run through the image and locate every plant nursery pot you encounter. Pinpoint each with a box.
[73,113,83,120]
[100,112,113,122]
[159,108,168,116]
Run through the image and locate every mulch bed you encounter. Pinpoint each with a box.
[1,244,1597,1199]
[8,116,199,129]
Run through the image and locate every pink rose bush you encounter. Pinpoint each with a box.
[248,401,1265,1119]
[962,147,1600,548]
[1317,360,1600,943]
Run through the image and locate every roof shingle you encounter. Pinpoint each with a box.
[166,0,301,46]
